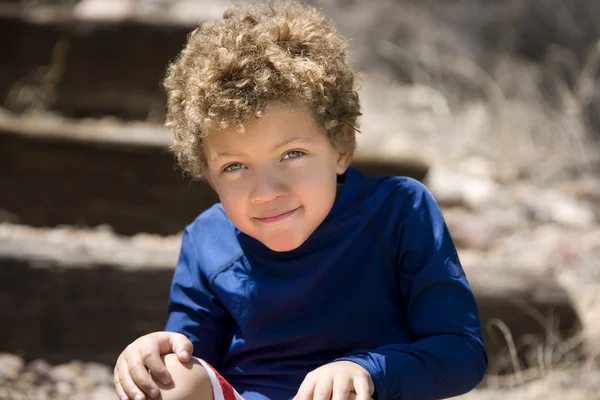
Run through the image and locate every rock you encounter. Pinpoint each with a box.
[456,156,496,180]
[483,205,528,232]
[49,360,84,383]
[35,383,54,400]
[490,226,554,271]
[460,178,499,209]
[537,192,596,228]
[170,0,238,23]
[446,214,497,250]
[558,270,600,361]
[92,386,120,400]
[26,359,51,380]
[83,362,114,387]
[425,168,464,206]
[5,390,27,400]
[555,175,600,204]
[425,165,499,209]
[455,248,485,269]
[397,84,451,116]
[495,163,523,184]
[56,380,74,397]
[445,205,528,251]
[73,0,136,20]
[512,184,597,228]
[548,197,596,229]
[456,155,522,184]
[0,353,24,380]
[18,370,40,385]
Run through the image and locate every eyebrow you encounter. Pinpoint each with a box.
[210,135,314,162]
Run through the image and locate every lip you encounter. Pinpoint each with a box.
[254,207,299,223]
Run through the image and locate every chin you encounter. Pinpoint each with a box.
[263,235,306,252]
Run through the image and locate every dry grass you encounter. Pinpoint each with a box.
[310,0,600,184]
[461,303,600,399]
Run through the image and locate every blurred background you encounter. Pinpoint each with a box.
[0,0,599,399]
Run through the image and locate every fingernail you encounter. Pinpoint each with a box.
[180,351,189,359]
[150,389,159,398]
[135,394,144,400]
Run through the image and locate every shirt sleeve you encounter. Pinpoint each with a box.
[164,228,231,368]
[336,179,488,400]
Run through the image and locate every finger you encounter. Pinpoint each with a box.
[114,368,130,400]
[115,380,130,400]
[352,376,373,400]
[128,351,160,399]
[313,377,334,400]
[331,378,352,400]
[148,332,192,361]
[169,333,194,362]
[295,373,316,400]
[118,360,148,400]
[141,346,172,386]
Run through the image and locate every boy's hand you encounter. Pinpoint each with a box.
[295,361,375,400]
[113,331,193,400]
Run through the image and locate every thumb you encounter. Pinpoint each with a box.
[170,333,193,362]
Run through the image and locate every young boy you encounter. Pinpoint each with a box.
[113,2,488,400]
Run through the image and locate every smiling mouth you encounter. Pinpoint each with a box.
[254,207,299,223]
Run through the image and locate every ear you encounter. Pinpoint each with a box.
[335,126,355,174]
[335,150,353,175]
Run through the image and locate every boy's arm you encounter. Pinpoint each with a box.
[164,228,230,367]
[336,179,488,400]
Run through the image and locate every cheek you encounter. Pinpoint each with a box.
[214,177,250,200]
[293,168,337,204]
[214,182,249,219]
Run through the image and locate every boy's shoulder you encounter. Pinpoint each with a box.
[377,174,429,192]
[365,172,433,205]
[183,203,243,276]
[355,171,441,227]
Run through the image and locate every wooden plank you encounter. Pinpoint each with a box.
[0,118,218,236]
[0,116,429,235]
[0,223,583,368]
[0,11,192,121]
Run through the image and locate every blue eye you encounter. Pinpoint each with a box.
[223,163,245,172]
[282,150,306,160]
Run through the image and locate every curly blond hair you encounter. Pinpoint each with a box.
[163,0,361,178]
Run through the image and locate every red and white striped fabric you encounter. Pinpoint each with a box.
[196,358,245,400]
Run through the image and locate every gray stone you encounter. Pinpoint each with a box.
[83,362,115,387]
[26,359,51,379]
[92,386,121,400]
[445,212,498,250]
[425,165,499,209]
[0,353,24,380]
[49,361,84,383]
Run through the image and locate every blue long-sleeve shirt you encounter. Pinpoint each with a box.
[165,166,487,400]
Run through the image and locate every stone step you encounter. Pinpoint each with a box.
[0,6,193,121]
[0,223,584,371]
[0,113,429,235]
[0,5,430,236]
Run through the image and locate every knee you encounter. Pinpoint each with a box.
[154,354,213,400]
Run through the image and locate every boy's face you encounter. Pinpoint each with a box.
[203,104,352,252]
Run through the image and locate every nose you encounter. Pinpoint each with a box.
[249,167,287,204]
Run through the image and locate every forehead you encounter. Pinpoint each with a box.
[204,105,326,158]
